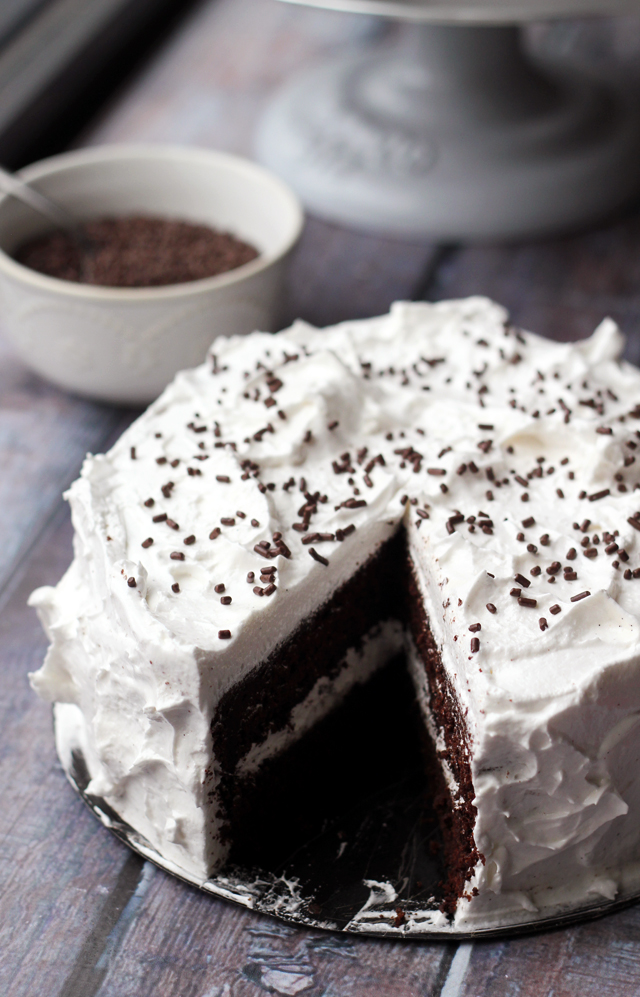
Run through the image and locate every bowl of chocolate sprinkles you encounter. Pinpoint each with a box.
[0,144,303,405]
[16,216,262,289]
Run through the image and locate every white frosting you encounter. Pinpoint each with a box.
[29,298,640,923]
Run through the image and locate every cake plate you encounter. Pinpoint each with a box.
[55,695,640,940]
[255,0,640,238]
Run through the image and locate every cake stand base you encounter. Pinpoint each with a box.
[256,24,640,240]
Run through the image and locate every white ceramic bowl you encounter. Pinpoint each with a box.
[0,145,304,405]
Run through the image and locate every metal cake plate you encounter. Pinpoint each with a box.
[55,702,640,940]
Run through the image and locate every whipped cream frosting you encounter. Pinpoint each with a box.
[29,298,640,926]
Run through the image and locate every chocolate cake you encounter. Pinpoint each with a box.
[29,298,640,930]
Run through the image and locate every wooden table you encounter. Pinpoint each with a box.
[4,2,640,994]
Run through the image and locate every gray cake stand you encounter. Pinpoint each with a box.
[255,0,640,238]
[57,708,640,939]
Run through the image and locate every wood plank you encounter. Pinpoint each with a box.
[0,506,141,997]
[427,213,640,365]
[0,330,136,600]
[458,906,640,997]
[282,216,439,329]
[94,869,452,997]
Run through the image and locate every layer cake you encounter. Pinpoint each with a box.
[29,298,640,929]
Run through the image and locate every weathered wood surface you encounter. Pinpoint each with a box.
[427,216,640,365]
[3,0,640,994]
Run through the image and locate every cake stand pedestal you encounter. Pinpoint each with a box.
[256,12,640,239]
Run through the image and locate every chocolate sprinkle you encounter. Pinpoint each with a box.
[171,583,180,593]
[470,637,480,653]
[570,591,591,602]
[336,524,356,541]
[170,551,185,561]
[218,630,232,640]
[518,596,537,608]
[209,527,221,540]
[215,583,225,593]
[127,577,136,588]
[486,603,497,614]
[550,604,561,615]
[309,547,329,566]
[141,538,154,548]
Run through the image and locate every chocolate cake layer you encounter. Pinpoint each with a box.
[212,529,480,918]
[405,558,482,914]
[225,654,429,871]
[211,530,405,776]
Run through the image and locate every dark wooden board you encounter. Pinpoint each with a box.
[3,0,640,994]
[426,214,640,365]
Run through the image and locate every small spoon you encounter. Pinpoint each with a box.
[0,164,93,256]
